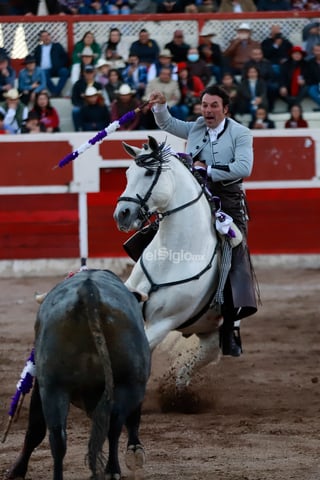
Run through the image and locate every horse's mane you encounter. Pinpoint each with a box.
[135,141,172,171]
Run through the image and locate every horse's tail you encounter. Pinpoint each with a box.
[78,277,113,476]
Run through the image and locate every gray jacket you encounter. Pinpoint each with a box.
[153,106,253,183]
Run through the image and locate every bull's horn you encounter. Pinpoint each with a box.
[34,292,47,304]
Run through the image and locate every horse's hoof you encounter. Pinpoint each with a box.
[105,474,121,480]
[125,444,145,471]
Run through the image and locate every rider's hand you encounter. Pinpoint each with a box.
[148,91,166,105]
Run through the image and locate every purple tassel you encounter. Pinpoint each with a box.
[118,110,136,125]
[56,101,149,169]
[88,130,107,145]
[8,348,35,418]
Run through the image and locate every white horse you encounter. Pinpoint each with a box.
[113,136,223,388]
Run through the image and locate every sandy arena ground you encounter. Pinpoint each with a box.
[0,265,319,480]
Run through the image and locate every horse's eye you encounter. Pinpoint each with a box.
[144,169,154,177]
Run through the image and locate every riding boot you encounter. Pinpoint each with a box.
[219,320,242,357]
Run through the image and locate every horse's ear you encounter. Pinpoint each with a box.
[148,136,159,152]
[122,142,141,158]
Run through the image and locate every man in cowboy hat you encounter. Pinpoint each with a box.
[79,85,110,131]
[147,48,178,83]
[223,23,261,75]
[198,27,224,84]
[110,84,141,130]
[0,88,28,133]
[145,66,181,109]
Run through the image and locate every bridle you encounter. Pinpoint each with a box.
[117,152,205,227]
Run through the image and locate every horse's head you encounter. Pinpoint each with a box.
[114,136,175,232]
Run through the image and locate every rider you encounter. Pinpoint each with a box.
[148,85,258,357]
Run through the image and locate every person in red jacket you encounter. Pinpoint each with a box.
[30,90,60,132]
[171,62,204,120]
[284,103,309,128]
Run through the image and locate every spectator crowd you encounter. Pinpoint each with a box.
[0,2,320,133]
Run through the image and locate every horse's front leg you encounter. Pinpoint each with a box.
[175,330,221,389]
[146,318,177,351]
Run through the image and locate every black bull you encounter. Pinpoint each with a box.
[6,269,151,480]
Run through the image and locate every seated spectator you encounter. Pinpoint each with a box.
[95,58,113,87]
[147,49,178,83]
[261,25,292,80]
[185,1,218,12]
[0,88,28,133]
[223,23,261,75]
[144,66,181,109]
[219,71,240,116]
[218,0,256,12]
[285,103,309,128]
[79,86,110,131]
[292,0,320,10]
[34,30,69,97]
[122,54,148,99]
[248,106,275,129]
[187,47,212,86]
[106,0,131,13]
[302,21,320,59]
[138,103,159,129]
[71,64,103,131]
[305,43,320,110]
[18,54,46,106]
[0,111,9,133]
[243,47,279,111]
[170,62,204,120]
[198,27,224,84]
[131,0,157,13]
[71,31,101,70]
[110,84,141,130]
[0,52,16,102]
[156,0,185,12]
[186,100,202,121]
[78,0,108,13]
[71,46,98,85]
[104,68,123,106]
[21,111,46,133]
[257,0,291,9]
[129,29,160,67]
[55,0,83,13]
[279,45,309,110]
[100,28,127,70]
[165,29,190,63]
[236,65,268,117]
[24,0,62,14]
[29,90,60,132]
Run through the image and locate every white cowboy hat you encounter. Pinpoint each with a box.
[115,84,136,95]
[79,46,97,57]
[96,58,112,68]
[159,48,173,58]
[237,22,252,31]
[84,86,101,97]
[4,88,21,100]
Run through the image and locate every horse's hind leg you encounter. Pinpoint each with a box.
[176,330,221,389]
[125,403,145,472]
[5,380,47,479]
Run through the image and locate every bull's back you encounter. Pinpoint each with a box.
[35,270,150,397]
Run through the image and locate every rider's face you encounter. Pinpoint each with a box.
[201,94,228,129]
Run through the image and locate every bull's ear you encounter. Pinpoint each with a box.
[122,142,141,158]
[148,136,159,152]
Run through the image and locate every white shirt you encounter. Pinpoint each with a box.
[208,118,226,142]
